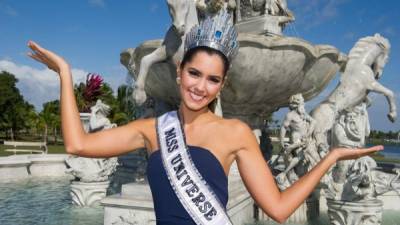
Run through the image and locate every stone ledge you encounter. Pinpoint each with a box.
[0,154,70,178]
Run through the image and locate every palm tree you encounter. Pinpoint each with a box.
[118,84,136,120]
[39,100,60,144]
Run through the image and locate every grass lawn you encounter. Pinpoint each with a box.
[0,144,66,157]
[371,154,400,164]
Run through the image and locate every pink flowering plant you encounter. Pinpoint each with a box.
[75,73,104,112]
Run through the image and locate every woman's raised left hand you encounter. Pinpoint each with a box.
[27,40,69,75]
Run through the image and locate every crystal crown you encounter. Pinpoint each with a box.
[184,9,239,62]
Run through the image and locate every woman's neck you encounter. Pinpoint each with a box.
[178,103,212,126]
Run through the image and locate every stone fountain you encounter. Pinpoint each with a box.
[121,0,346,130]
[103,1,398,225]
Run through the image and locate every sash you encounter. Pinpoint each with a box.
[156,111,232,225]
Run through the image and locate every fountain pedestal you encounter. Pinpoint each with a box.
[70,181,110,206]
[102,183,156,225]
[327,199,383,225]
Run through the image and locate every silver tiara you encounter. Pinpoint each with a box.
[184,10,239,62]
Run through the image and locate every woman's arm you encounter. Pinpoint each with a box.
[28,41,148,158]
[233,121,382,223]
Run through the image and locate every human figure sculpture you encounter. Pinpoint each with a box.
[311,34,397,157]
[235,0,294,35]
[332,101,370,149]
[327,154,400,201]
[275,94,319,189]
[263,0,294,35]
[321,99,400,225]
[326,164,400,225]
[330,101,371,185]
[341,156,377,201]
[196,0,236,20]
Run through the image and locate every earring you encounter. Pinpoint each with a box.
[176,77,181,85]
[214,93,223,117]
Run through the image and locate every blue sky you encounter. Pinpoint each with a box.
[0,0,398,131]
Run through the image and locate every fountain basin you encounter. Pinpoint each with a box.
[122,33,347,127]
[0,154,70,179]
[29,154,69,177]
[0,157,30,180]
[2,177,399,225]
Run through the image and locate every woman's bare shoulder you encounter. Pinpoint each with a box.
[218,118,260,159]
[218,118,253,134]
[216,118,255,147]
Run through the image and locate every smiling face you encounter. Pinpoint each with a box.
[177,49,227,112]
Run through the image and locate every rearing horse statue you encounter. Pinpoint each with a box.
[133,0,199,105]
[311,33,397,155]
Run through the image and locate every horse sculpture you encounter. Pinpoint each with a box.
[311,33,397,155]
[133,0,199,105]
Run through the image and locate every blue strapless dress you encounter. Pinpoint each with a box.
[147,145,228,225]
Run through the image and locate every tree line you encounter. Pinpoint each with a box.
[369,130,400,140]
[0,70,136,143]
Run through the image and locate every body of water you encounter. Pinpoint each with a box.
[0,177,103,225]
[248,210,400,225]
[380,144,400,159]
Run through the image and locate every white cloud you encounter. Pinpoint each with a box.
[343,32,356,41]
[382,26,396,36]
[0,3,18,16]
[288,0,349,30]
[150,3,159,13]
[374,15,388,26]
[0,59,87,111]
[0,56,13,61]
[104,64,130,92]
[88,0,105,8]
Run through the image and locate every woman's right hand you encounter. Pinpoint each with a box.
[27,40,69,75]
[330,145,384,161]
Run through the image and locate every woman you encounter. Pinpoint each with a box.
[27,12,382,225]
